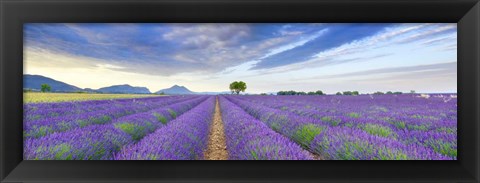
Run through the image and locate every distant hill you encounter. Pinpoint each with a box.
[97,84,151,94]
[24,74,82,92]
[155,85,195,95]
[23,75,230,95]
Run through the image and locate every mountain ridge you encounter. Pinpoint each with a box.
[24,74,83,92]
[155,85,195,95]
[24,74,226,95]
[97,84,151,94]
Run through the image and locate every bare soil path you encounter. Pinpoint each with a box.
[204,97,228,160]
[311,153,324,160]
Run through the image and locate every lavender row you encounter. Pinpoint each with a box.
[24,96,208,160]
[310,126,451,160]
[114,96,215,160]
[231,95,457,158]
[112,96,208,140]
[24,124,132,160]
[24,96,202,138]
[23,96,172,120]
[225,96,323,146]
[238,95,456,131]
[224,96,452,160]
[218,97,313,160]
[24,98,139,121]
[24,95,193,124]
[24,95,170,111]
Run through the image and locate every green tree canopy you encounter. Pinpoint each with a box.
[341,91,359,96]
[315,90,325,95]
[41,84,51,92]
[342,91,353,95]
[229,81,247,95]
[297,91,307,95]
[277,90,325,95]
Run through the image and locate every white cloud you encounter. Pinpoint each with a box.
[162,24,251,49]
[396,23,456,44]
[66,23,139,46]
[96,64,125,70]
[246,24,456,75]
[24,23,457,94]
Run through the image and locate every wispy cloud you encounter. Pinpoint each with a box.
[162,24,250,50]
[25,23,455,76]
[25,23,315,76]
[302,62,456,80]
[396,24,456,44]
[421,33,457,47]
[248,53,393,77]
[251,24,392,70]
[240,24,456,76]
[24,23,457,93]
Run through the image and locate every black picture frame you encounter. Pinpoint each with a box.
[1,0,479,182]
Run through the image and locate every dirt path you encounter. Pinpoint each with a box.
[311,153,324,160]
[204,97,228,160]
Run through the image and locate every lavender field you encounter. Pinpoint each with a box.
[23,23,457,160]
[23,94,457,160]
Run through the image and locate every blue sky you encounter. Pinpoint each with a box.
[24,23,457,93]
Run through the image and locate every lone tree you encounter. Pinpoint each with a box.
[229,81,247,95]
[41,84,51,92]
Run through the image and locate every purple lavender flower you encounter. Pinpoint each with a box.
[224,94,456,160]
[24,96,200,138]
[219,97,313,160]
[112,96,208,140]
[24,124,133,160]
[114,97,215,160]
[310,126,452,160]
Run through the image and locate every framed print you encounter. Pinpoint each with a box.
[1,0,479,182]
